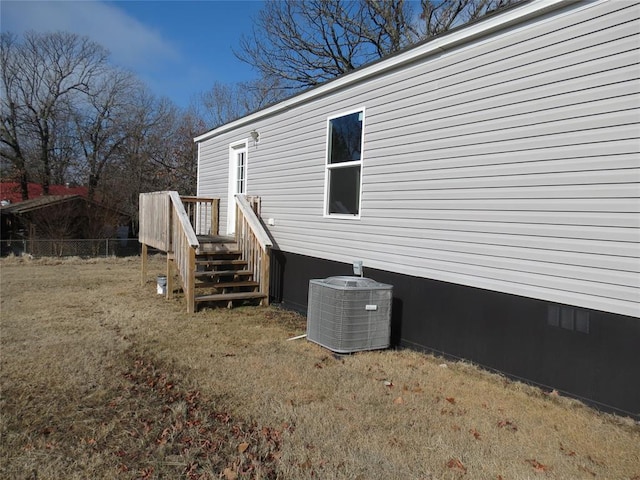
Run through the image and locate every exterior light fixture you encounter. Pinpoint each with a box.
[250,130,259,143]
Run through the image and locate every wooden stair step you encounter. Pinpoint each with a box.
[196,244,239,254]
[195,291,266,303]
[196,254,242,262]
[194,269,253,278]
[195,259,248,266]
[196,249,239,256]
[195,280,259,289]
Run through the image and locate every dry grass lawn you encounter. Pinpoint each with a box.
[1,255,638,479]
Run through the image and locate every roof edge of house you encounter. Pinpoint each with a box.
[194,0,586,144]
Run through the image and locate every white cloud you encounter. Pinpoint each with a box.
[0,0,181,71]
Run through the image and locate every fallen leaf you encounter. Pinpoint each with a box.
[223,467,238,480]
[139,467,154,480]
[446,458,467,473]
[497,420,518,431]
[525,459,551,473]
[469,428,481,440]
[559,443,575,456]
[393,396,404,405]
[384,380,393,388]
[237,441,249,453]
[446,397,456,404]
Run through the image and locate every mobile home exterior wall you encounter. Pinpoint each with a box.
[196,0,640,415]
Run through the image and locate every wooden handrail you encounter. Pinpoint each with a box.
[235,195,272,249]
[181,196,220,236]
[167,191,199,312]
[168,191,199,247]
[235,195,272,304]
[139,191,199,312]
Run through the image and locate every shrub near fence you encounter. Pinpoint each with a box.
[0,238,141,258]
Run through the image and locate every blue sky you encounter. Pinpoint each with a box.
[1,0,265,108]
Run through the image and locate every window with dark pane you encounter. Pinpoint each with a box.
[328,112,362,164]
[237,151,245,194]
[326,110,364,216]
[328,166,361,214]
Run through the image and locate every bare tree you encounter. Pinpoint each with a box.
[0,31,108,199]
[198,82,246,129]
[237,0,400,90]
[237,0,517,93]
[138,98,192,194]
[353,0,421,57]
[96,90,181,222]
[198,77,285,128]
[43,99,82,187]
[168,109,206,195]
[73,69,140,200]
[419,0,516,37]
[0,33,29,199]
[2,30,205,235]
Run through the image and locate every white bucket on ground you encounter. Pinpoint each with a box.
[157,275,167,295]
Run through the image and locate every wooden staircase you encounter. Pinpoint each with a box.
[193,238,266,308]
[139,191,272,313]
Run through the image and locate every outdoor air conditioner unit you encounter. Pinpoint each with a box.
[307,276,393,354]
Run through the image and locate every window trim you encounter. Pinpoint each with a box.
[323,107,365,219]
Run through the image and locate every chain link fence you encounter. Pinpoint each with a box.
[1,238,142,258]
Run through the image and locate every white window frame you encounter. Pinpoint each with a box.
[227,139,248,235]
[323,107,365,219]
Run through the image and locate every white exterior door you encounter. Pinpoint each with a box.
[227,141,247,235]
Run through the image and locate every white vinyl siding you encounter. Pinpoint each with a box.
[197,0,640,318]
